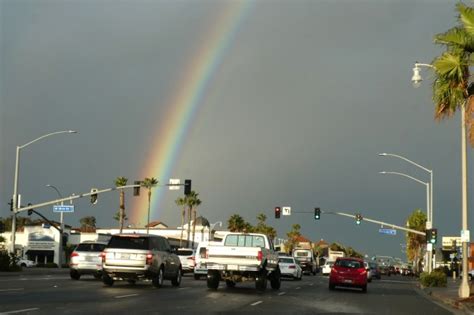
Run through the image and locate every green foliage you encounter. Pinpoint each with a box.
[329,242,345,252]
[419,271,447,287]
[285,224,301,253]
[406,209,427,272]
[79,216,96,229]
[0,252,21,271]
[227,214,252,232]
[252,213,277,240]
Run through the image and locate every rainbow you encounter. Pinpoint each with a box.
[130,1,253,226]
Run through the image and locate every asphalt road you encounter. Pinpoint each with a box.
[0,271,458,314]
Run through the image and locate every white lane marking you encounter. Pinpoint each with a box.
[115,294,139,299]
[0,288,24,292]
[278,292,286,296]
[178,287,190,290]
[250,301,263,306]
[3,308,39,314]
[309,283,314,286]
[295,287,301,290]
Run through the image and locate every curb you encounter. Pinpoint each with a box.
[422,286,474,315]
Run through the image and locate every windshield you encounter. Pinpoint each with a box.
[335,259,363,269]
[75,243,106,252]
[177,249,194,256]
[108,236,149,250]
[279,258,295,264]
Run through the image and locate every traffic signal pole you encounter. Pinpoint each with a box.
[322,210,425,236]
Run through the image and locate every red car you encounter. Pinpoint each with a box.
[329,257,368,292]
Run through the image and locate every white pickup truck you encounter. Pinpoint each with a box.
[200,232,281,291]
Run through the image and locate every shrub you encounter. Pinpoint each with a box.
[420,270,447,287]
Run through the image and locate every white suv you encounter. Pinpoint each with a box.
[176,248,195,274]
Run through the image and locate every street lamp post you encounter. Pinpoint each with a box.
[209,221,222,241]
[379,171,432,272]
[412,62,470,298]
[11,130,77,254]
[46,184,65,268]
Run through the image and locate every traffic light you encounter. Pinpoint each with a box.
[355,213,362,225]
[275,207,281,219]
[90,188,98,205]
[8,198,13,212]
[314,207,321,220]
[429,228,437,244]
[133,181,141,196]
[184,179,192,196]
[27,203,33,216]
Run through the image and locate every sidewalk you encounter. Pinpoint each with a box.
[0,267,69,277]
[421,278,474,314]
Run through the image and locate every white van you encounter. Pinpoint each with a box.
[193,241,221,280]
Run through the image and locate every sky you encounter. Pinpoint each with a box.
[0,0,469,259]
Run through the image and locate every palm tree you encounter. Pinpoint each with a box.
[142,177,159,234]
[114,176,128,233]
[406,209,427,274]
[175,196,187,247]
[184,191,201,248]
[227,214,246,232]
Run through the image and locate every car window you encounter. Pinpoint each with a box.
[295,251,309,257]
[177,249,194,256]
[108,236,149,250]
[224,235,265,247]
[76,243,106,252]
[279,258,294,264]
[335,259,362,269]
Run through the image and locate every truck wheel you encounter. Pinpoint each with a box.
[103,274,114,287]
[225,280,236,288]
[256,271,267,291]
[194,274,201,280]
[270,269,281,290]
[207,271,220,290]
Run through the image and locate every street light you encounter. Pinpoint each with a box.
[378,153,433,228]
[209,221,222,241]
[413,61,470,297]
[46,184,65,268]
[11,130,77,254]
[379,171,432,272]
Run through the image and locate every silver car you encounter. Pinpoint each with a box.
[278,256,303,280]
[101,234,182,287]
[69,241,107,280]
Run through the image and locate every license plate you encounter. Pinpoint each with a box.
[117,253,129,259]
[344,279,353,283]
[227,264,238,270]
[85,256,96,262]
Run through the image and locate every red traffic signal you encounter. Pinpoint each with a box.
[275,207,281,219]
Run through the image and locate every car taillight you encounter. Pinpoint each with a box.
[358,267,367,275]
[146,252,154,265]
[100,252,106,263]
[70,252,79,258]
[187,257,195,266]
[257,251,263,261]
[289,265,296,269]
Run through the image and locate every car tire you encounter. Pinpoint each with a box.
[329,283,335,290]
[70,270,81,280]
[152,267,165,288]
[256,270,268,291]
[270,268,281,290]
[127,279,136,285]
[172,268,182,287]
[194,274,201,280]
[103,274,114,287]
[225,280,236,288]
[93,273,102,280]
[361,285,367,293]
[207,271,220,290]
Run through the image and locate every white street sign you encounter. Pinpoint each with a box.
[427,243,433,251]
[169,179,180,190]
[461,230,470,243]
[282,207,291,216]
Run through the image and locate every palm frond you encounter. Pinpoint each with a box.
[435,27,474,52]
[458,2,474,36]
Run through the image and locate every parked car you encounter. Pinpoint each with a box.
[368,262,381,280]
[278,256,302,280]
[321,260,335,276]
[69,241,107,280]
[17,258,36,268]
[329,257,368,293]
[364,261,372,282]
[293,249,317,275]
[101,234,182,287]
[176,248,195,274]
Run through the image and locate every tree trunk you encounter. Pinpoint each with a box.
[192,208,197,248]
[147,190,151,234]
[180,207,185,247]
[119,190,125,233]
[186,207,192,248]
